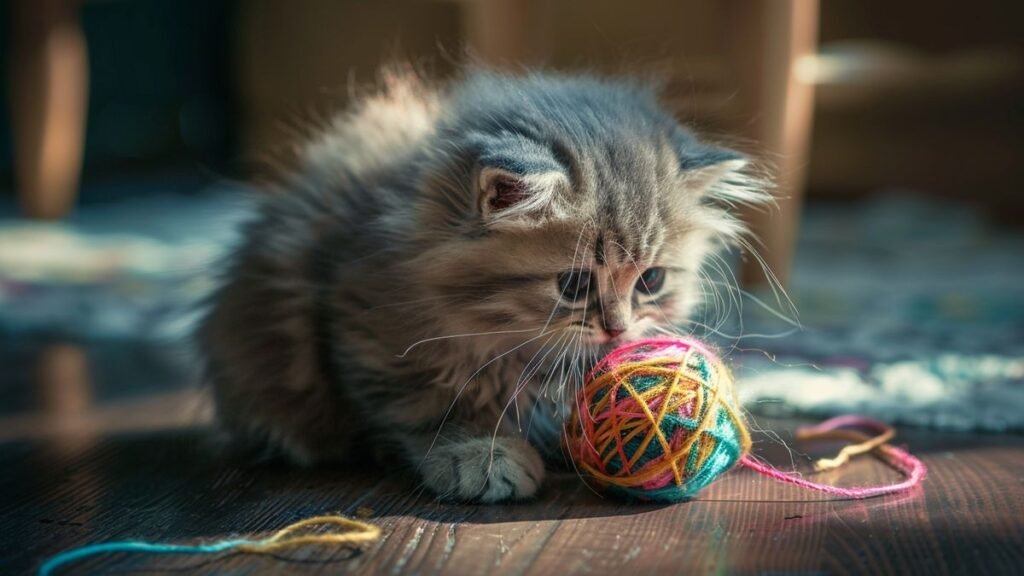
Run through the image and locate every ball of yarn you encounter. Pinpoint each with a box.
[566,337,751,502]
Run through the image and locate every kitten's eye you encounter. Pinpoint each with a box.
[636,267,666,295]
[558,270,593,301]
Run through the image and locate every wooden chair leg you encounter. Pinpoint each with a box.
[731,0,819,289]
[8,0,88,220]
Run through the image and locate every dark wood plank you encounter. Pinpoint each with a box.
[2,343,1022,575]
[3,408,1022,575]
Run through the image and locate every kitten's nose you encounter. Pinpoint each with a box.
[604,327,625,340]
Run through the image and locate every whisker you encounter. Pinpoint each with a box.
[488,331,563,462]
[561,319,605,499]
[397,327,539,358]
[706,279,801,328]
[654,323,798,342]
[525,330,572,439]
[736,237,799,322]
[421,326,564,461]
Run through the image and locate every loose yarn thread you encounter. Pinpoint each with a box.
[38,514,380,576]
[566,337,927,502]
[741,414,927,499]
[40,339,927,573]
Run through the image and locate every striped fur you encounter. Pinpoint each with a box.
[199,69,771,502]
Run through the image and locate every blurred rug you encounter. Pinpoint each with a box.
[0,182,251,341]
[723,194,1024,432]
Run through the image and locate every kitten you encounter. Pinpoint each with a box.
[200,69,769,502]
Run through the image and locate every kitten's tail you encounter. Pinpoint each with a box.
[301,67,443,184]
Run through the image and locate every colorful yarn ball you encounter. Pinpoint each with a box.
[566,337,751,502]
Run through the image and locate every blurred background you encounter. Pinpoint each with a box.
[1,0,1022,439]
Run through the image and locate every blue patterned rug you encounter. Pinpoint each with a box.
[723,195,1024,432]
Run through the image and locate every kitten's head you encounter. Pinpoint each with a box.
[411,72,769,354]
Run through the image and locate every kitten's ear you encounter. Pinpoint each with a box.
[681,157,749,194]
[469,133,569,226]
[673,129,770,208]
[477,167,565,223]
[675,129,749,192]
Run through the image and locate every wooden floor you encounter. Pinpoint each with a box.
[2,342,1023,575]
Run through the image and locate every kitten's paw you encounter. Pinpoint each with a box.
[420,437,544,503]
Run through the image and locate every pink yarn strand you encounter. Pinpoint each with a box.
[741,415,927,499]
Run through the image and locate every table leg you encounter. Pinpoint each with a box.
[8,0,88,220]
[731,0,819,289]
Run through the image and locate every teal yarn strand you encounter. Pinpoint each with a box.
[37,514,381,575]
[39,539,251,576]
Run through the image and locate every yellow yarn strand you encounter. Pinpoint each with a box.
[795,425,897,472]
[38,514,382,576]
[236,515,382,554]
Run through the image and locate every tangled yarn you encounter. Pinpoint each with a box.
[566,337,750,501]
[566,338,927,502]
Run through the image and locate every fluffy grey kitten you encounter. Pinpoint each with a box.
[201,70,769,502]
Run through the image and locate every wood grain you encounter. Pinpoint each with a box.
[2,342,1021,575]
[3,409,1022,575]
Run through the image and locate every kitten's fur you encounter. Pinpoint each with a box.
[201,70,769,502]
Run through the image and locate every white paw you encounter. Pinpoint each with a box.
[420,437,545,502]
